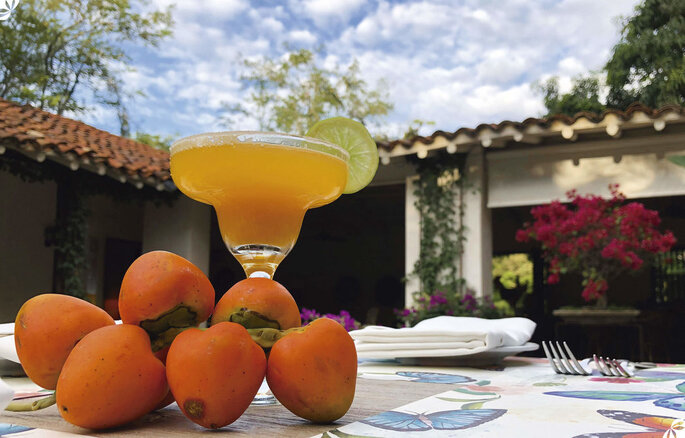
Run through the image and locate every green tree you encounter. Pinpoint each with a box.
[534,74,606,117]
[605,0,685,109]
[133,132,176,151]
[492,254,533,293]
[0,0,173,132]
[226,48,393,135]
[403,119,436,140]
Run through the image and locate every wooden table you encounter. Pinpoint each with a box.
[1,376,448,437]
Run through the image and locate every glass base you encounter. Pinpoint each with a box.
[252,378,278,406]
[231,244,287,279]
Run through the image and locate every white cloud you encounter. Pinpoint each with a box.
[469,9,489,22]
[262,17,285,34]
[288,29,317,45]
[558,57,587,76]
[299,0,366,26]
[88,0,643,139]
[342,1,455,47]
[464,84,546,123]
[476,49,530,85]
[152,0,248,19]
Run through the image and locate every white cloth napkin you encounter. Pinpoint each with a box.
[0,321,20,365]
[0,322,14,336]
[0,336,19,363]
[350,316,536,359]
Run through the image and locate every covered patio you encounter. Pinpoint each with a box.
[376,103,685,361]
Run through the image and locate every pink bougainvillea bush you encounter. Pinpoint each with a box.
[516,185,676,303]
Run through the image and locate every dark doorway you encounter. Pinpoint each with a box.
[103,238,141,319]
[207,184,406,327]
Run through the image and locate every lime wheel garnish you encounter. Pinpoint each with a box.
[306,117,379,194]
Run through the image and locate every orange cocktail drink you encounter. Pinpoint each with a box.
[170,132,349,278]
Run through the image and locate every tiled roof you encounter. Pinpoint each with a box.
[377,103,685,162]
[0,99,172,190]
[4,99,682,180]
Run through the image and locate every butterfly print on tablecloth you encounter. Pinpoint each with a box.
[395,371,476,384]
[545,381,685,412]
[573,409,684,438]
[359,408,506,432]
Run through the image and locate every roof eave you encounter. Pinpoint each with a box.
[0,139,176,192]
[377,104,685,162]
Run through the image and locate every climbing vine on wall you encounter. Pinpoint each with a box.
[408,152,469,296]
[46,178,89,298]
[1,149,176,299]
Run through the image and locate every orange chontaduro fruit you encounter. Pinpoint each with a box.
[56,324,168,429]
[166,322,267,429]
[211,277,300,330]
[267,317,357,423]
[14,294,115,389]
[119,250,215,352]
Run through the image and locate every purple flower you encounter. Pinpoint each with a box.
[300,308,320,323]
[429,293,448,307]
[302,308,360,331]
[460,294,477,311]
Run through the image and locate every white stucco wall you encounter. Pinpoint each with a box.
[405,175,420,306]
[461,148,493,298]
[0,170,56,322]
[142,196,211,275]
[488,136,685,207]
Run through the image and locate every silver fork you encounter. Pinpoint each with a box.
[542,341,590,376]
[593,354,633,378]
[542,341,634,377]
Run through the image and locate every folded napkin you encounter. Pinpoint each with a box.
[0,320,17,364]
[0,336,19,363]
[0,322,14,336]
[349,316,536,359]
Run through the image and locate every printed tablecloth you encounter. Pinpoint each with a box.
[1,356,684,437]
[315,357,685,438]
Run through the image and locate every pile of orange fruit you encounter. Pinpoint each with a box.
[13,250,357,430]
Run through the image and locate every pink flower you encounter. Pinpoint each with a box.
[515,229,529,242]
[516,184,676,303]
[581,278,608,302]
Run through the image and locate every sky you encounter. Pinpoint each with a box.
[81,0,642,140]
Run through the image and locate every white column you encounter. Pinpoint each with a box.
[142,196,212,275]
[405,175,421,306]
[461,148,493,298]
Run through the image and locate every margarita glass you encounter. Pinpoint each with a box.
[169,131,349,279]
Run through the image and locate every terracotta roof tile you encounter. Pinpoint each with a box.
[378,103,685,153]
[0,99,171,186]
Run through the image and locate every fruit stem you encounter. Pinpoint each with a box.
[5,393,56,412]
[222,309,281,330]
[247,326,305,349]
[140,305,198,352]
